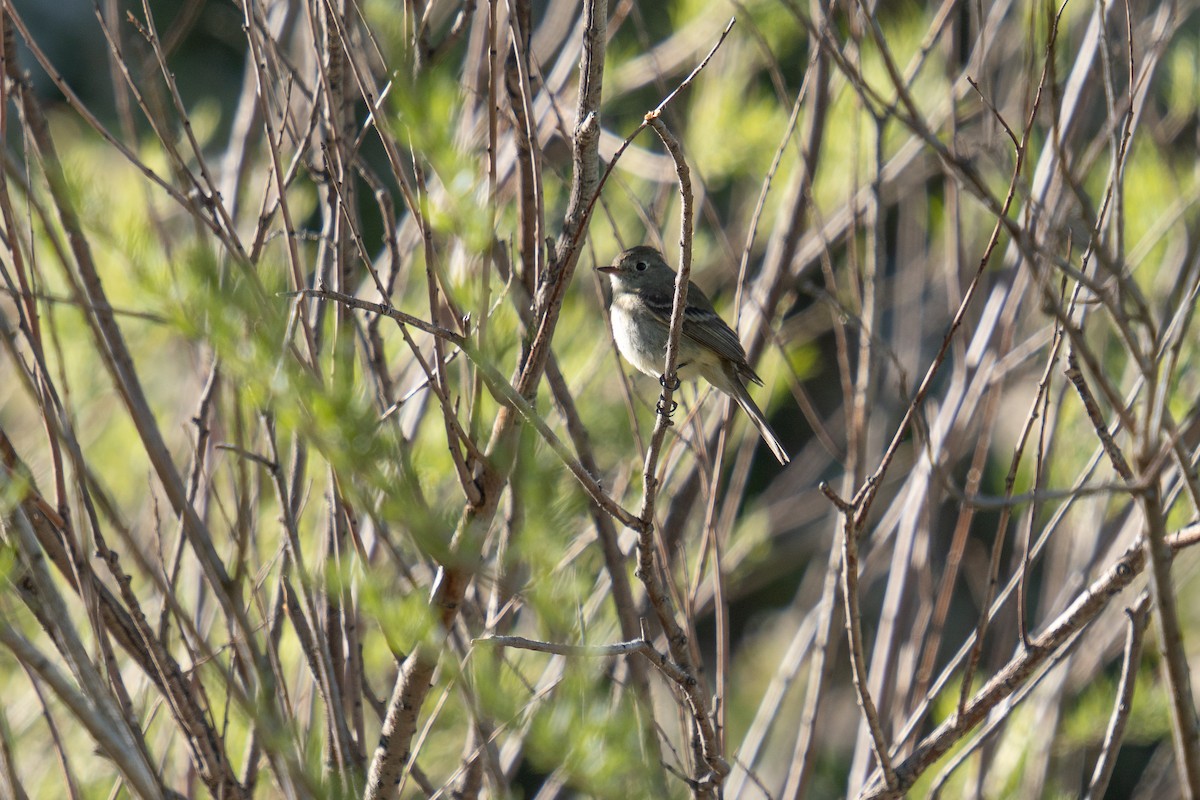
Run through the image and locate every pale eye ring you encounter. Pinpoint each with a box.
[634,261,647,271]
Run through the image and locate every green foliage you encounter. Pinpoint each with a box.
[366,584,439,660]
[6,0,1200,797]
[523,663,662,798]
[1063,661,1171,748]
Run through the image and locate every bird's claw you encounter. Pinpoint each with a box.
[656,395,678,424]
[659,374,681,392]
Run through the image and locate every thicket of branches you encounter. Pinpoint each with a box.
[1,0,1200,797]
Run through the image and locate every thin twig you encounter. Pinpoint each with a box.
[861,526,1200,798]
[474,636,689,684]
[1084,593,1151,800]
[630,111,729,794]
[291,287,640,530]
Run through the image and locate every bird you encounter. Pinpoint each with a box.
[596,245,789,465]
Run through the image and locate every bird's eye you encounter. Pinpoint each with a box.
[635,261,647,271]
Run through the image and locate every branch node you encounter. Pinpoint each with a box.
[819,481,853,513]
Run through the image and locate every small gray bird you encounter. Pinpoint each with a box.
[597,245,789,465]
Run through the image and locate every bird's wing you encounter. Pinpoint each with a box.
[640,283,759,382]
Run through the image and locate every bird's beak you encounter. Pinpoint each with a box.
[595,264,619,274]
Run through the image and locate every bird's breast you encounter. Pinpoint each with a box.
[609,294,709,381]
[609,294,663,378]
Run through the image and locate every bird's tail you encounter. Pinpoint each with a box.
[730,379,790,465]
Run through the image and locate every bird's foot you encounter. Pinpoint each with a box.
[656,395,678,424]
[657,373,681,424]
